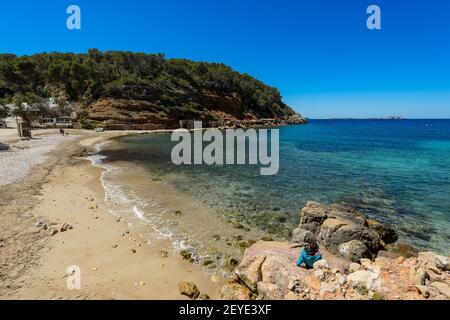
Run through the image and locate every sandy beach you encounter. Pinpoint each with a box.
[0,129,223,300]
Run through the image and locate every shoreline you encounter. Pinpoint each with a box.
[0,129,223,299]
[1,127,448,300]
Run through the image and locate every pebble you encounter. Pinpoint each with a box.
[314,269,325,280]
[349,263,361,273]
[158,250,169,258]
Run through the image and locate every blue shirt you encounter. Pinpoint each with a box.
[296,249,322,268]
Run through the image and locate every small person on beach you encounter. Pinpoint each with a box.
[296,240,322,269]
[59,128,65,136]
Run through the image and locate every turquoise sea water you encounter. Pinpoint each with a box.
[102,120,450,255]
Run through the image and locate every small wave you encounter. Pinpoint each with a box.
[86,142,182,251]
[133,205,149,221]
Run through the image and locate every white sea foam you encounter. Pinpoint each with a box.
[87,142,179,247]
[133,205,148,221]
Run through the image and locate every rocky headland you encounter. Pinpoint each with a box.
[219,202,450,300]
[0,51,307,130]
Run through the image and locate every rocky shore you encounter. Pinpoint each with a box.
[218,202,450,300]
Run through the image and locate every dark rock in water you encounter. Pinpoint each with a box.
[338,240,371,262]
[291,228,315,246]
[231,221,244,229]
[180,249,192,260]
[178,281,200,299]
[224,257,239,270]
[407,230,432,242]
[174,210,182,217]
[238,240,251,250]
[261,236,274,242]
[202,259,215,267]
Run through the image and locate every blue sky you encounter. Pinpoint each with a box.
[0,0,449,118]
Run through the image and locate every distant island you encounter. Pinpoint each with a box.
[375,116,405,120]
[328,116,406,120]
[0,50,306,130]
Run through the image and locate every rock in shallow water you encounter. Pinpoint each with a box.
[178,281,200,299]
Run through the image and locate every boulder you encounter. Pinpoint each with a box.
[385,243,418,258]
[317,216,381,254]
[418,252,450,271]
[366,219,398,244]
[313,269,325,280]
[235,241,309,297]
[409,266,430,286]
[299,202,328,234]
[359,258,373,270]
[220,283,253,300]
[337,274,347,286]
[288,275,307,293]
[236,255,265,292]
[317,218,349,244]
[327,204,366,225]
[338,240,370,262]
[257,282,283,300]
[291,228,315,246]
[313,259,329,270]
[429,282,450,299]
[298,202,396,258]
[320,282,336,296]
[347,269,381,291]
[360,228,382,252]
[349,262,361,273]
[260,254,300,294]
[435,255,450,271]
[415,285,430,298]
[178,281,200,299]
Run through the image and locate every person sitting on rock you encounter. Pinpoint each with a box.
[296,241,322,269]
